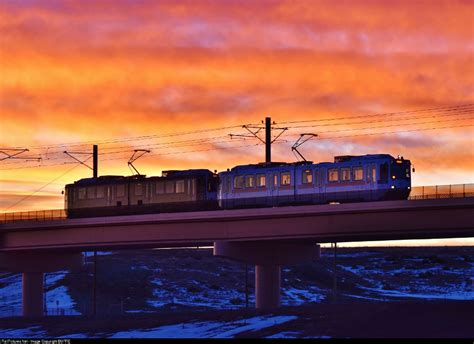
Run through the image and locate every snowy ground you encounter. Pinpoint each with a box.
[0,271,81,317]
[0,247,472,338]
[109,315,298,338]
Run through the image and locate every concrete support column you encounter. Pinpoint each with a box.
[22,272,44,317]
[0,251,84,318]
[255,265,281,309]
[214,240,320,310]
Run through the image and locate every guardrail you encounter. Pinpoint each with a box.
[0,209,66,224]
[0,183,472,224]
[408,183,474,200]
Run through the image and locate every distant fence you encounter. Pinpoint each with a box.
[408,183,474,200]
[0,209,66,224]
[1,183,472,224]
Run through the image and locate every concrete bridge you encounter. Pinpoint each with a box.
[1,197,473,316]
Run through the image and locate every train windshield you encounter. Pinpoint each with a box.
[391,160,410,180]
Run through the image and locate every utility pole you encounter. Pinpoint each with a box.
[333,242,338,302]
[245,264,249,308]
[93,145,98,178]
[229,116,287,164]
[265,117,271,163]
[93,251,97,318]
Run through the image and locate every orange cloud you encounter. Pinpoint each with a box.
[0,0,473,212]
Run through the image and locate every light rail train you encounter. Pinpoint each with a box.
[65,154,411,218]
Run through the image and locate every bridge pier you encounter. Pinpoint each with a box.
[0,252,83,317]
[214,241,320,310]
[22,272,44,317]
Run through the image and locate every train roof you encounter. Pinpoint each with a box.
[228,161,313,172]
[223,154,407,173]
[66,169,215,187]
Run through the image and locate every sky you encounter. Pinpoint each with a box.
[0,0,473,227]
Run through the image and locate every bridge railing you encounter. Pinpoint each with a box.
[0,183,472,224]
[408,183,474,200]
[0,209,66,224]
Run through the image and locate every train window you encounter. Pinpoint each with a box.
[353,167,363,181]
[281,172,291,185]
[78,188,86,200]
[96,186,105,198]
[328,169,339,182]
[341,168,351,181]
[256,174,266,187]
[156,181,164,194]
[87,187,95,199]
[135,183,143,196]
[234,176,244,189]
[245,175,254,188]
[302,170,313,184]
[165,181,175,193]
[117,185,125,197]
[176,180,185,193]
[227,177,232,192]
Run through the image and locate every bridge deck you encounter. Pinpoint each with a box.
[1,197,473,252]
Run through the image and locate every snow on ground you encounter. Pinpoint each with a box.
[148,285,249,309]
[0,272,80,317]
[282,286,325,305]
[148,278,253,309]
[0,327,47,338]
[360,286,474,301]
[266,331,301,338]
[0,274,22,317]
[109,315,298,338]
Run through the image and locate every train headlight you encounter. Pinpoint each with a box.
[392,175,396,179]
[391,185,395,189]
[408,186,411,189]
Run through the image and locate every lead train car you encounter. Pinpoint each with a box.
[65,169,218,218]
[218,154,411,209]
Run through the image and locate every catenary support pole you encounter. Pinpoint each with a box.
[93,145,98,178]
[265,117,271,163]
[93,250,97,317]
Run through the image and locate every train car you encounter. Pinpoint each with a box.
[218,154,411,209]
[65,169,219,218]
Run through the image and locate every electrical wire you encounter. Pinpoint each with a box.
[277,103,474,125]
[2,160,89,211]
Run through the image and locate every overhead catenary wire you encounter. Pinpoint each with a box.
[14,125,243,150]
[1,104,472,171]
[1,122,472,171]
[5,104,472,154]
[2,159,89,211]
[2,107,472,167]
[277,103,474,125]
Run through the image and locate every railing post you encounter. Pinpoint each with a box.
[436,185,438,198]
[463,184,465,197]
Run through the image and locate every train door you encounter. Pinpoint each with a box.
[314,168,321,203]
[107,185,113,206]
[267,171,279,206]
[366,164,377,200]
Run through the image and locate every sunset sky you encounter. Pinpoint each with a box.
[0,0,473,228]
